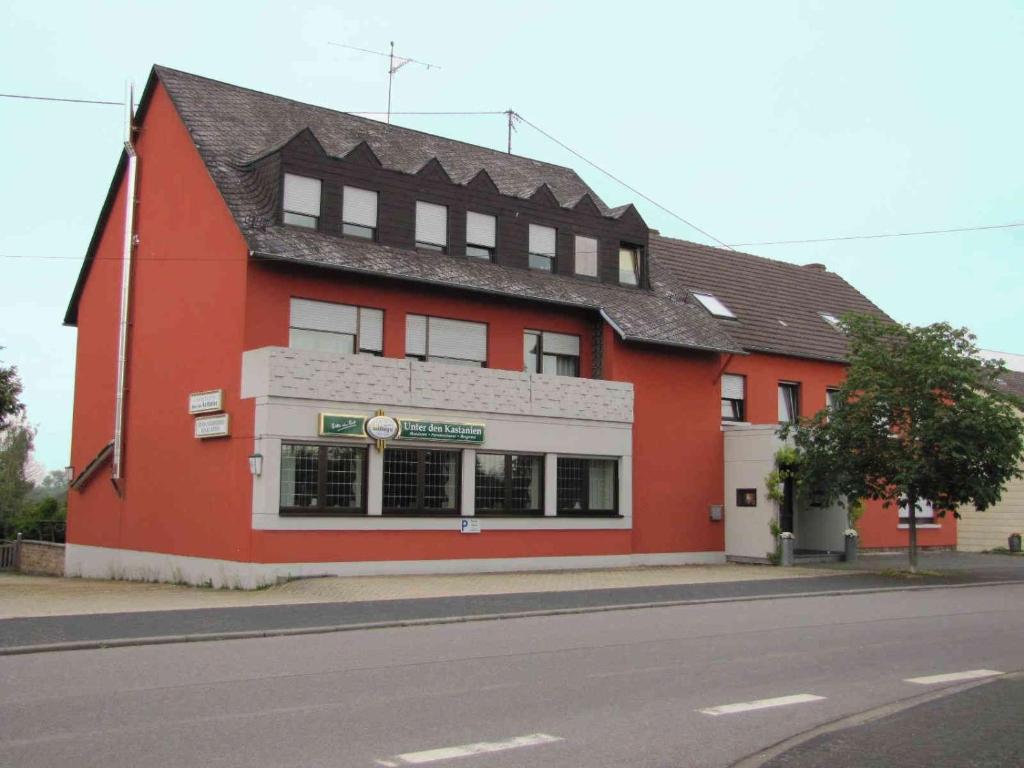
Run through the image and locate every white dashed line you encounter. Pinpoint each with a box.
[699,693,826,716]
[377,733,563,764]
[904,669,1002,685]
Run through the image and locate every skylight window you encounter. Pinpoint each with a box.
[693,293,736,319]
[820,312,840,328]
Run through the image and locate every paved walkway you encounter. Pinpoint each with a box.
[0,562,836,619]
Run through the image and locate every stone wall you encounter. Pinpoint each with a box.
[19,540,65,576]
[243,346,634,423]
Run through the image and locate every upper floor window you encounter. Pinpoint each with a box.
[289,298,383,355]
[415,201,448,252]
[342,186,378,240]
[406,314,487,367]
[694,293,736,319]
[524,330,580,377]
[574,235,598,278]
[722,374,746,421]
[826,387,842,410]
[619,245,641,286]
[529,224,557,272]
[282,173,321,229]
[466,212,497,259]
[778,382,800,424]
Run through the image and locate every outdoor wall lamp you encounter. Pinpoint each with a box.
[248,453,263,477]
[64,465,75,484]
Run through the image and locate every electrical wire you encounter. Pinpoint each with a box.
[728,221,1024,247]
[512,112,736,251]
[0,93,122,106]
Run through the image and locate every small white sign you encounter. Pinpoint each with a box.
[366,415,399,440]
[460,518,481,534]
[195,413,230,439]
[189,389,224,415]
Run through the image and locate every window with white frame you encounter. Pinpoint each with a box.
[415,201,448,252]
[342,186,378,239]
[289,298,384,355]
[826,387,842,410]
[899,497,935,525]
[529,224,557,271]
[523,330,580,377]
[466,211,497,259]
[406,314,487,367]
[618,245,641,286]
[722,374,746,421]
[557,457,618,516]
[282,173,321,229]
[574,235,598,277]
[694,292,736,319]
[778,382,800,424]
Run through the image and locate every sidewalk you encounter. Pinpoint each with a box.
[0,562,836,619]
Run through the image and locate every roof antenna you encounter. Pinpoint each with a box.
[506,109,519,154]
[328,41,440,124]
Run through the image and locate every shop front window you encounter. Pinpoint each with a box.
[557,457,617,516]
[475,453,543,516]
[382,448,460,515]
[279,444,366,515]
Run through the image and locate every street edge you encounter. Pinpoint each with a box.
[1,578,1020,657]
[730,670,1023,768]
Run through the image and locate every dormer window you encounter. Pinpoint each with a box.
[282,173,321,229]
[529,224,556,272]
[416,201,448,252]
[466,212,496,259]
[619,245,641,286]
[693,293,736,319]
[342,186,378,240]
[574,236,598,277]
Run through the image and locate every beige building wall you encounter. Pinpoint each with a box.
[957,466,1024,551]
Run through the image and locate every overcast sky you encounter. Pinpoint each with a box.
[1,0,1022,471]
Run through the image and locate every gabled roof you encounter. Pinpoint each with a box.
[650,237,888,362]
[66,65,890,362]
[994,370,1024,401]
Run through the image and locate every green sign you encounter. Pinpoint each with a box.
[318,413,367,437]
[397,419,485,444]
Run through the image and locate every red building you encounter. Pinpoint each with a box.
[64,66,954,587]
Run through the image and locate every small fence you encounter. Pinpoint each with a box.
[0,538,18,571]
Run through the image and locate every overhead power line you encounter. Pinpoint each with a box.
[512,112,735,251]
[0,92,122,106]
[728,221,1024,247]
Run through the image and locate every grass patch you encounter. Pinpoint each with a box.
[879,568,943,579]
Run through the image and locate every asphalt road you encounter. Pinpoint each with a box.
[1,582,1022,767]
[2,568,1019,652]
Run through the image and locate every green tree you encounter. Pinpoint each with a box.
[0,419,36,535]
[786,315,1024,573]
[0,350,25,431]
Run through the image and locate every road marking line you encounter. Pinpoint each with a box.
[904,669,1002,685]
[381,733,563,764]
[699,693,826,716]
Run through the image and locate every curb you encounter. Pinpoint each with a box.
[730,670,1023,768]
[1,578,1020,657]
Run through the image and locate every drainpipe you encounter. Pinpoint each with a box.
[112,138,138,485]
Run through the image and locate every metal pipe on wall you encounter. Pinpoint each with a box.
[112,140,137,482]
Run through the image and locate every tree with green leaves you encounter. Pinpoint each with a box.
[0,418,36,536]
[786,315,1024,573]
[0,350,25,432]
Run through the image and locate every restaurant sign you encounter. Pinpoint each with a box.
[397,419,485,444]
[318,413,368,438]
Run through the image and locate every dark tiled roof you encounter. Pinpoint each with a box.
[994,370,1024,401]
[67,65,890,363]
[650,237,888,362]
[249,227,742,353]
[154,65,613,216]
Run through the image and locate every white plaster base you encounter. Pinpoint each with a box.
[65,544,726,590]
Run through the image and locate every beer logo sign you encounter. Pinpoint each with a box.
[365,415,399,441]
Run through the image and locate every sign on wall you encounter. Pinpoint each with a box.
[189,389,224,414]
[318,414,368,437]
[397,419,485,444]
[366,415,399,440]
[460,519,481,534]
[195,413,230,439]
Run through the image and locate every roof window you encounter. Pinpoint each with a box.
[693,293,736,319]
[820,312,840,328]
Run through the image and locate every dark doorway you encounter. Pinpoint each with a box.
[780,476,795,534]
